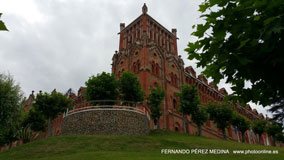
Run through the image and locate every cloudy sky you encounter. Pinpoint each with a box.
[0,0,269,116]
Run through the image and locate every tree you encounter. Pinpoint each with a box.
[178,85,199,134]
[85,72,118,104]
[186,0,284,122]
[34,91,72,136]
[266,122,283,146]
[119,72,143,103]
[0,13,8,31]
[232,114,250,143]
[22,108,46,132]
[207,103,233,139]
[0,73,22,146]
[252,120,267,144]
[275,132,284,144]
[148,86,165,129]
[269,103,284,123]
[191,106,208,136]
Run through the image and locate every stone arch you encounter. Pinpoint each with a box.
[174,122,181,132]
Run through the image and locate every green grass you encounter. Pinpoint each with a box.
[0,130,283,160]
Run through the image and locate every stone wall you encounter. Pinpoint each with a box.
[62,109,150,135]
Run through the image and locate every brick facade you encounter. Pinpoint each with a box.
[111,4,271,144]
[20,4,274,146]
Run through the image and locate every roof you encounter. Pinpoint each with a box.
[119,4,176,37]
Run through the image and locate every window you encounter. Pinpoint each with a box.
[170,73,179,87]
[133,62,137,72]
[137,60,140,72]
[153,82,158,87]
[206,120,211,127]
[174,122,180,132]
[151,61,155,74]
[133,60,140,73]
[175,126,179,132]
[173,99,177,109]
[174,74,178,86]
[155,63,160,76]
[137,30,140,39]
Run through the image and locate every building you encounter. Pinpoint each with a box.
[22,4,273,145]
[111,4,271,144]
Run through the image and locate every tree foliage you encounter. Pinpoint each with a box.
[266,122,283,137]
[34,91,72,120]
[22,108,46,132]
[207,102,233,139]
[119,72,143,103]
[85,72,118,102]
[266,122,283,145]
[178,85,200,134]
[34,91,72,136]
[0,73,23,145]
[252,120,267,144]
[179,85,199,116]
[186,0,284,120]
[148,86,165,129]
[191,106,208,136]
[0,13,8,31]
[232,114,250,142]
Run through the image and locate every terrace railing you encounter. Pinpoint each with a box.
[63,100,150,120]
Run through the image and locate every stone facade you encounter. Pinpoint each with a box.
[62,109,150,135]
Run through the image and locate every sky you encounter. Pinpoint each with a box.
[0,0,270,116]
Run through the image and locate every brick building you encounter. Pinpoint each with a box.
[111,4,271,144]
[22,4,273,145]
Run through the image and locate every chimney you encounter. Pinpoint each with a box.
[120,23,125,31]
[172,28,177,36]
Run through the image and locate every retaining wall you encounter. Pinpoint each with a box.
[62,108,149,135]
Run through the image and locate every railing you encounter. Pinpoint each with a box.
[63,100,150,120]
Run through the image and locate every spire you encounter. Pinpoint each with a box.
[142,3,148,14]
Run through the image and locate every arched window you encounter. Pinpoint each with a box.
[170,73,174,84]
[153,82,158,87]
[171,74,178,87]
[176,75,178,85]
[151,61,155,74]
[133,60,140,73]
[174,122,181,132]
[137,60,140,72]
[206,120,211,127]
[133,62,137,72]
[173,99,177,109]
[155,63,159,76]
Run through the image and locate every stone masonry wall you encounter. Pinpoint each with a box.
[62,109,150,135]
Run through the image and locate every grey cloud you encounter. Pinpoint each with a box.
[0,0,269,116]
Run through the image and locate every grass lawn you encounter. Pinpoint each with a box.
[0,130,283,160]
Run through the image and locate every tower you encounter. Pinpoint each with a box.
[112,4,184,130]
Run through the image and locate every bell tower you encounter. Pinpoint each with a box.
[112,4,184,129]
